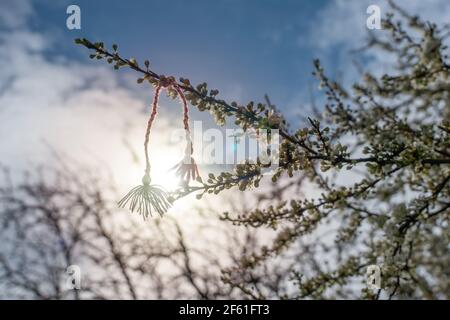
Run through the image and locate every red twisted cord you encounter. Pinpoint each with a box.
[174,85,190,133]
[144,84,162,174]
[174,85,194,156]
[144,80,194,176]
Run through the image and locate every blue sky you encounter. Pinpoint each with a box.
[31,0,330,112]
[2,0,450,189]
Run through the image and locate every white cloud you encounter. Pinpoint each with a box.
[312,0,450,50]
[308,0,450,80]
[0,2,178,193]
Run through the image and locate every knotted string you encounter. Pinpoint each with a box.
[119,78,201,218]
[144,84,162,175]
[174,84,194,159]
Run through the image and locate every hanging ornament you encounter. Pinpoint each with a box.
[170,83,201,186]
[118,84,171,218]
[119,76,201,218]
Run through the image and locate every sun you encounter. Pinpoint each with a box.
[120,145,182,192]
[115,141,200,214]
[149,150,184,191]
[112,113,203,215]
